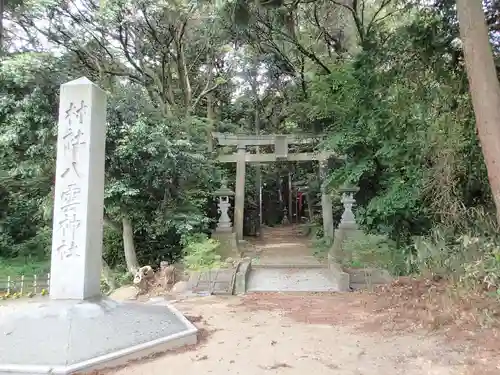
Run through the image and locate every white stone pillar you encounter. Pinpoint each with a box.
[234,146,246,241]
[50,77,107,300]
[319,160,334,239]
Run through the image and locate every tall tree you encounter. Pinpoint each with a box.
[0,0,4,51]
[456,0,500,223]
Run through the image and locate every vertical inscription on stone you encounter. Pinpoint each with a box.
[61,101,87,178]
[57,184,82,260]
[56,100,87,260]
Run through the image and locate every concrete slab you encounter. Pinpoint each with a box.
[246,267,340,293]
[0,298,197,374]
[252,254,323,266]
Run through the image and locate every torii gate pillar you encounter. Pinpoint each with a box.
[320,160,334,239]
[234,145,246,240]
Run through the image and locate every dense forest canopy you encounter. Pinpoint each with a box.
[1,0,500,284]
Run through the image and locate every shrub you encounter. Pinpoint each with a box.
[410,229,471,282]
[410,229,500,297]
[312,236,333,260]
[181,233,222,270]
[342,232,404,275]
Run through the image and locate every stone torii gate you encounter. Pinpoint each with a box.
[213,132,338,241]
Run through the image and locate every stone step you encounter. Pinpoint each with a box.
[251,263,326,269]
[246,267,340,293]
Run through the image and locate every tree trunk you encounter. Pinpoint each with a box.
[456,0,500,224]
[122,216,139,273]
[165,62,175,106]
[206,54,215,124]
[175,39,192,108]
[207,72,216,151]
[249,60,262,230]
[0,0,4,53]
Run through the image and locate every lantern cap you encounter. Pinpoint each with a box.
[339,185,359,194]
[213,178,234,196]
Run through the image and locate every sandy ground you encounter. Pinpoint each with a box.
[1,286,499,375]
[3,227,499,375]
[103,293,498,375]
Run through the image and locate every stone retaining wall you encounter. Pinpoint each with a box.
[345,267,392,290]
[233,260,252,295]
[327,255,392,291]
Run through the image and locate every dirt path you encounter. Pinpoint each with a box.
[106,293,498,375]
[244,225,322,265]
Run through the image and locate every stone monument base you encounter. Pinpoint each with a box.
[330,226,363,261]
[0,298,197,374]
[327,254,351,292]
[212,229,239,258]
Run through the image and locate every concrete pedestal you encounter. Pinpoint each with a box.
[213,229,239,258]
[330,224,363,262]
[328,223,362,292]
[0,298,197,374]
[327,254,351,292]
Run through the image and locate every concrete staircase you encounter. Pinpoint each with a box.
[242,225,341,293]
[246,264,340,293]
[185,225,391,295]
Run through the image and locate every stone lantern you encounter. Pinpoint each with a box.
[213,178,234,231]
[338,185,360,229]
[212,178,239,257]
[329,185,361,270]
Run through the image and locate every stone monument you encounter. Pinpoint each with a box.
[212,179,239,258]
[49,78,106,300]
[0,78,197,375]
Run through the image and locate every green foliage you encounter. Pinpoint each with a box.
[104,94,217,264]
[403,204,500,296]
[411,229,500,292]
[342,233,404,275]
[0,257,50,278]
[0,53,220,270]
[100,270,134,295]
[181,233,222,271]
[1,0,498,295]
[0,53,65,259]
[102,226,126,269]
[311,231,331,260]
[463,246,500,295]
[410,229,468,281]
[295,11,489,251]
